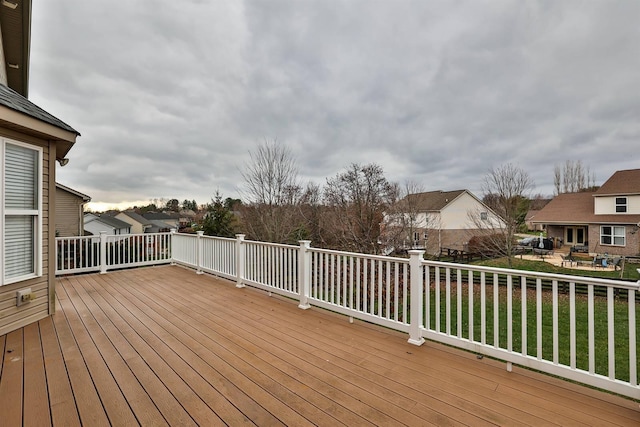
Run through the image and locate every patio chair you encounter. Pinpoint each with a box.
[611,257,622,270]
[560,254,574,267]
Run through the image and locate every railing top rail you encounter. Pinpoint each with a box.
[422,259,640,290]
[173,232,236,243]
[199,234,236,242]
[56,235,99,241]
[242,239,300,250]
[309,247,411,264]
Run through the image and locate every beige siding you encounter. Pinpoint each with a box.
[115,213,145,234]
[594,195,640,215]
[0,130,52,337]
[55,187,84,237]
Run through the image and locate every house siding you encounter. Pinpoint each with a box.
[55,186,85,237]
[0,131,53,336]
[594,195,640,215]
[589,224,640,257]
[115,213,145,234]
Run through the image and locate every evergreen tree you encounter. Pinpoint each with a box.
[202,193,235,237]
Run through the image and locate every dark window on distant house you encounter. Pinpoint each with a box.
[480,212,488,221]
[600,226,625,246]
[413,232,419,242]
[615,197,627,213]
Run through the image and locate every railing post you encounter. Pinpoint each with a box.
[298,240,312,309]
[99,231,108,274]
[196,231,204,274]
[170,229,176,265]
[408,250,425,346]
[235,234,246,288]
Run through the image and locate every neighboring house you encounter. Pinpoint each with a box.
[178,209,197,228]
[533,169,640,256]
[385,189,504,256]
[55,183,91,237]
[115,210,153,234]
[84,213,132,235]
[524,210,545,232]
[143,212,179,230]
[146,220,173,233]
[0,1,80,335]
[524,198,551,231]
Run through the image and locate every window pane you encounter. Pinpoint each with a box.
[4,215,34,278]
[614,236,625,245]
[5,143,38,209]
[601,235,612,245]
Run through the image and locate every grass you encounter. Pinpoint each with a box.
[425,262,640,383]
[474,256,640,280]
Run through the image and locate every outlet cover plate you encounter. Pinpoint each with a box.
[16,288,32,307]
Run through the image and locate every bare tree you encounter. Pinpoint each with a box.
[470,163,534,267]
[554,160,595,194]
[239,140,304,243]
[323,163,398,254]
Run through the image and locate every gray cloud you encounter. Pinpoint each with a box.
[29,0,640,208]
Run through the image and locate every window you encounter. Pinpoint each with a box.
[2,140,42,284]
[600,226,625,246]
[615,197,627,213]
[413,232,419,242]
[480,212,488,221]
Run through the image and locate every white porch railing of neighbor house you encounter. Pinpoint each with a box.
[56,231,640,399]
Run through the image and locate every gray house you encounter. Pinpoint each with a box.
[84,213,132,235]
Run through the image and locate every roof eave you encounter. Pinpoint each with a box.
[0,104,77,158]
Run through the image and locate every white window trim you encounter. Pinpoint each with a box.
[2,138,43,285]
[615,197,627,213]
[600,225,625,247]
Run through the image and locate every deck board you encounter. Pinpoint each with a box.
[0,265,638,426]
[23,322,51,427]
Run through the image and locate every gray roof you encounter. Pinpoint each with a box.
[120,210,153,226]
[92,214,132,230]
[143,212,177,220]
[147,220,173,233]
[56,182,91,202]
[0,84,79,135]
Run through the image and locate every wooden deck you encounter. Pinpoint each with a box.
[1,266,638,426]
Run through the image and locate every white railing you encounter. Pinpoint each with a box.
[57,231,640,399]
[419,259,639,399]
[56,232,171,274]
[242,239,300,296]
[56,235,101,274]
[307,248,411,332]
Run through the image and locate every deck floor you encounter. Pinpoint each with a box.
[1,265,638,426]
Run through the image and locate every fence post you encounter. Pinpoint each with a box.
[196,231,204,274]
[99,231,108,274]
[298,240,312,309]
[236,234,246,288]
[408,250,425,346]
[170,229,176,265]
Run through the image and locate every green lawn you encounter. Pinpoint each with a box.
[474,256,640,280]
[426,261,640,383]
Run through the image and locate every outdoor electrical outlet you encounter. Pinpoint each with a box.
[16,288,35,307]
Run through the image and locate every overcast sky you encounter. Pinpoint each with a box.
[29,1,640,211]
